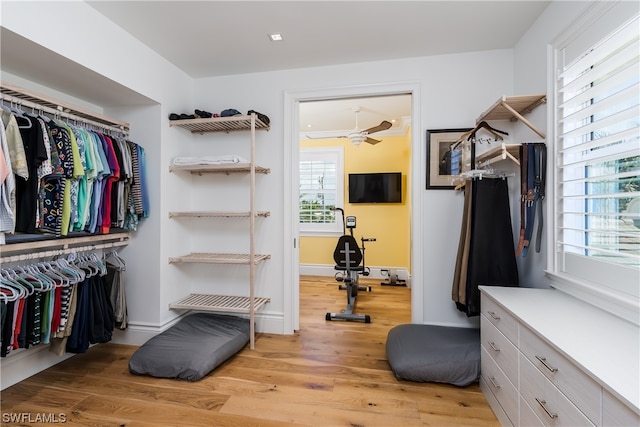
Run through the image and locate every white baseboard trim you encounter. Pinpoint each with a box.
[1,345,75,390]
[112,310,286,345]
[300,263,411,286]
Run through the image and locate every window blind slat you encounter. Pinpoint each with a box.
[560,148,639,168]
[560,128,638,155]
[560,39,639,96]
[559,15,639,83]
[559,82,640,128]
[559,104,639,140]
[559,59,639,112]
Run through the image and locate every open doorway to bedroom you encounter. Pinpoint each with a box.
[292,91,414,331]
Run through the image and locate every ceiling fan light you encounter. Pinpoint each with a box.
[348,132,366,147]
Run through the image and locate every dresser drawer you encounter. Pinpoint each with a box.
[520,396,545,427]
[481,314,518,386]
[520,354,594,426]
[603,389,640,426]
[481,346,518,425]
[481,293,518,344]
[519,325,601,424]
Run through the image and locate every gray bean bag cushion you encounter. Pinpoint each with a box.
[386,324,480,386]
[129,313,249,381]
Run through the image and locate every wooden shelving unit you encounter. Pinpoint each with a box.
[476,95,546,138]
[475,143,522,167]
[472,95,546,167]
[167,113,270,349]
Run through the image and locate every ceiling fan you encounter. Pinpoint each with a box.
[339,107,392,147]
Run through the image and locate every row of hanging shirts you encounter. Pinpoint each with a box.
[0,249,127,358]
[0,95,150,244]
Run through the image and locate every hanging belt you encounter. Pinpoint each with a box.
[515,143,528,256]
[522,144,536,257]
[534,143,547,253]
[521,143,547,257]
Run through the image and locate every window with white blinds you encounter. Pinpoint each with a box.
[299,147,344,235]
[554,12,639,305]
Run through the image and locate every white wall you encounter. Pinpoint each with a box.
[192,48,516,329]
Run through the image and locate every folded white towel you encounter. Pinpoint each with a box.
[172,155,249,165]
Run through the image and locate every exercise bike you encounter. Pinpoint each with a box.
[325,208,376,323]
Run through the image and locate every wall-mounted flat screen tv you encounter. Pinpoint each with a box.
[348,172,402,204]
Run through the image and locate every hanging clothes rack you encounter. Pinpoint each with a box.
[0,240,129,264]
[0,81,129,136]
[0,81,133,255]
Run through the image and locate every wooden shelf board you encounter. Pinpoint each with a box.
[476,143,521,166]
[169,293,270,313]
[169,163,270,174]
[477,95,547,122]
[168,252,271,264]
[169,211,270,218]
[169,115,269,133]
[0,232,130,258]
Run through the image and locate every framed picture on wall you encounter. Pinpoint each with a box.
[426,128,473,189]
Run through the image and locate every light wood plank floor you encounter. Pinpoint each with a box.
[1,276,498,426]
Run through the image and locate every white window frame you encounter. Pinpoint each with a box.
[547,1,640,325]
[299,147,344,236]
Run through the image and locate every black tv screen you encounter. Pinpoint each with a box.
[348,172,402,204]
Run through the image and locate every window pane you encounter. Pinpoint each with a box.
[299,147,344,233]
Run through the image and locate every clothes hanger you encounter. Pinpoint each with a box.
[105,249,126,271]
[19,265,55,291]
[0,271,30,299]
[467,121,508,142]
[56,257,86,282]
[0,282,20,302]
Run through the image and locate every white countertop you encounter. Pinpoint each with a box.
[480,286,640,413]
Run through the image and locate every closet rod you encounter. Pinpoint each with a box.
[0,81,130,135]
[0,240,129,264]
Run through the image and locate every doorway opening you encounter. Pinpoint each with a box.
[283,82,423,333]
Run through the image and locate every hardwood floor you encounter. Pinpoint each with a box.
[1,276,498,426]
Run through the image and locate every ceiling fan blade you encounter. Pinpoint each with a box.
[363,120,392,134]
[365,137,382,145]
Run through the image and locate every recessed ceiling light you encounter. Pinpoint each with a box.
[269,33,283,42]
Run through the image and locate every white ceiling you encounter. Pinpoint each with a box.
[87,1,550,79]
[1,1,550,134]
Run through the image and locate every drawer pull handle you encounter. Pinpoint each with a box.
[488,341,501,352]
[535,355,558,373]
[535,398,558,419]
[488,376,501,389]
[488,311,500,320]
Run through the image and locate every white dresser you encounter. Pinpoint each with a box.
[479,286,639,426]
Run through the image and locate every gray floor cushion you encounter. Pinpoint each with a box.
[386,324,480,386]
[129,313,250,381]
